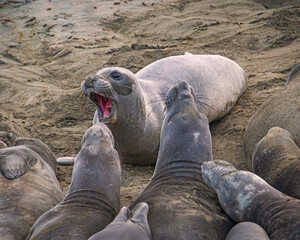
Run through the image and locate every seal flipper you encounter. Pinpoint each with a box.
[285,63,300,86]
[0,147,38,179]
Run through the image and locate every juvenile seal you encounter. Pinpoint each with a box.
[129,81,234,239]
[243,64,300,170]
[81,54,248,165]
[26,123,121,240]
[225,222,270,240]
[0,134,64,240]
[202,160,300,240]
[88,202,151,240]
[252,127,300,199]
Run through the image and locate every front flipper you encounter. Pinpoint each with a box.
[0,147,38,180]
[0,131,17,147]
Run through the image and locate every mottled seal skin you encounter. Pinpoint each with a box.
[225,222,270,240]
[81,54,248,165]
[26,123,121,240]
[129,81,234,239]
[89,202,151,240]
[202,160,300,240]
[243,63,300,170]
[0,138,63,240]
[252,127,300,199]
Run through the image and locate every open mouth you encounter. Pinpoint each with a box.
[90,93,114,122]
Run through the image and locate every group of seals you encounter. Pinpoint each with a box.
[81,53,248,165]
[0,132,63,240]
[243,64,300,170]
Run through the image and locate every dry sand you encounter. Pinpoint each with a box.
[0,0,299,206]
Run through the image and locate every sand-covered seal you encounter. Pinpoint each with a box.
[202,160,300,240]
[225,222,270,240]
[252,127,300,199]
[26,123,121,240]
[88,202,151,240]
[243,63,300,170]
[128,81,234,239]
[81,54,248,165]
[0,133,64,240]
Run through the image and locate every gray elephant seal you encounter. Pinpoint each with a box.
[243,63,300,170]
[0,134,64,240]
[225,222,270,240]
[202,160,300,240]
[252,127,300,199]
[129,81,234,239]
[26,123,121,240]
[88,202,151,240]
[81,54,248,165]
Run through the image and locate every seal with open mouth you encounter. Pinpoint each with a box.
[81,53,248,165]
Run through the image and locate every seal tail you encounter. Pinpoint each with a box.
[285,63,300,86]
[56,156,76,165]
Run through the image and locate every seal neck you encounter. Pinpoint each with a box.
[154,112,212,176]
[64,146,121,211]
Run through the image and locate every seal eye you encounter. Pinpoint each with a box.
[110,71,122,80]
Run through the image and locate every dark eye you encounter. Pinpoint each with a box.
[110,70,122,80]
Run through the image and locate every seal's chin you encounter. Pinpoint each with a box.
[90,93,115,123]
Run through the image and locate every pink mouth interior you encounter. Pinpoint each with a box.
[95,95,112,118]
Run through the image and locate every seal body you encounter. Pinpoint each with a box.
[243,64,300,170]
[202,160,300,240]
[0,136,63,240]
[129,81,234,239]
[82,54,248,165]
[252,127,300,199]
[225,222,270,240]
[26,123,121,240]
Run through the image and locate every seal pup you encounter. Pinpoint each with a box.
[81,54,248,165]
[26,123,121,240]
[88,202,151,240]
[129,81,234,239]
[0,135,64,240]
[252,127,300,199]
[202,160,300,240]
[243,63,300,170]
[225,222,270,240]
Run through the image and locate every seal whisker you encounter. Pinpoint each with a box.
[147,103,164,117]
[195,100,215,111]
[119,85,133,90]
[146,99,165,106]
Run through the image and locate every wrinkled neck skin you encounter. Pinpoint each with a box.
[64,141,121,211]
[241,184,300,240]
[153,100,212,178]
[109,81,162,158]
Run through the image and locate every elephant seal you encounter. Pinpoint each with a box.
[0,131,57,173]
[88,202,151,240]
[252,127,300,199]
[129,81,234,239]
[0,135,64,240]
[225,222,270,240]
[202,160,300,240]
[243,63,300,170]
[81,54,248,165]
[26,123,121,240]
[0,140,7,149]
